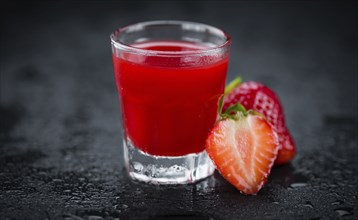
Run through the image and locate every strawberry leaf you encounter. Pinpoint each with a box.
[218,95,224,115]
[224,76,242,95]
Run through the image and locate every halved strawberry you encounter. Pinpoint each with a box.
[206,102,279,195]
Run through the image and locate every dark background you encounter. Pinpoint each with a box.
[1,1,357,219]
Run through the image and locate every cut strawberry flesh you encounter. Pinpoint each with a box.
[206,114,279,195]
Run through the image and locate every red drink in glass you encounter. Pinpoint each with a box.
[113,41,228,156]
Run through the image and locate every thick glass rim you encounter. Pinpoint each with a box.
[110,20,231,56]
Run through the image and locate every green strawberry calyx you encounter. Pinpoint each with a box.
[218,75,265,121]
[218,96,248,120]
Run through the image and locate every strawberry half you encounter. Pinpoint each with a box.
[224,78,296,165]
[206,101,279,195]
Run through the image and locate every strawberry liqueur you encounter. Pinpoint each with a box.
[113,41,228,157]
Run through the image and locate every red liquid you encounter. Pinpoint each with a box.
[113,41,228,156]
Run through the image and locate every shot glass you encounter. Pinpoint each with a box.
[111,20,231,184]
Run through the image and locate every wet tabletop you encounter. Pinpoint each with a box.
[1,1,357,219]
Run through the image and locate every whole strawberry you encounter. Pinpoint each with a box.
[223,78,296,165]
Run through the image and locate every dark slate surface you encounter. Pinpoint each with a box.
[1,1,357,219]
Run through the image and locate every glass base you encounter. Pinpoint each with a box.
[123,138,215,184]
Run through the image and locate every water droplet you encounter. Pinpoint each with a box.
[290,182,307,188]
[331,200,343,205]
[122,204,128,209]
[88,216,103,220]
[272,201,280,205]
[330,192,340,197]
[332,170,341,175]
[335,208,353,217]
[328,184,337,188]
[63,190,71,193]
[52,178,63,183]
[135,188,143,195]
[70,196,81,201]
[113,205,123,212]
[304,201,314,208]
[38,171,47,175]
[63,213,84,220]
